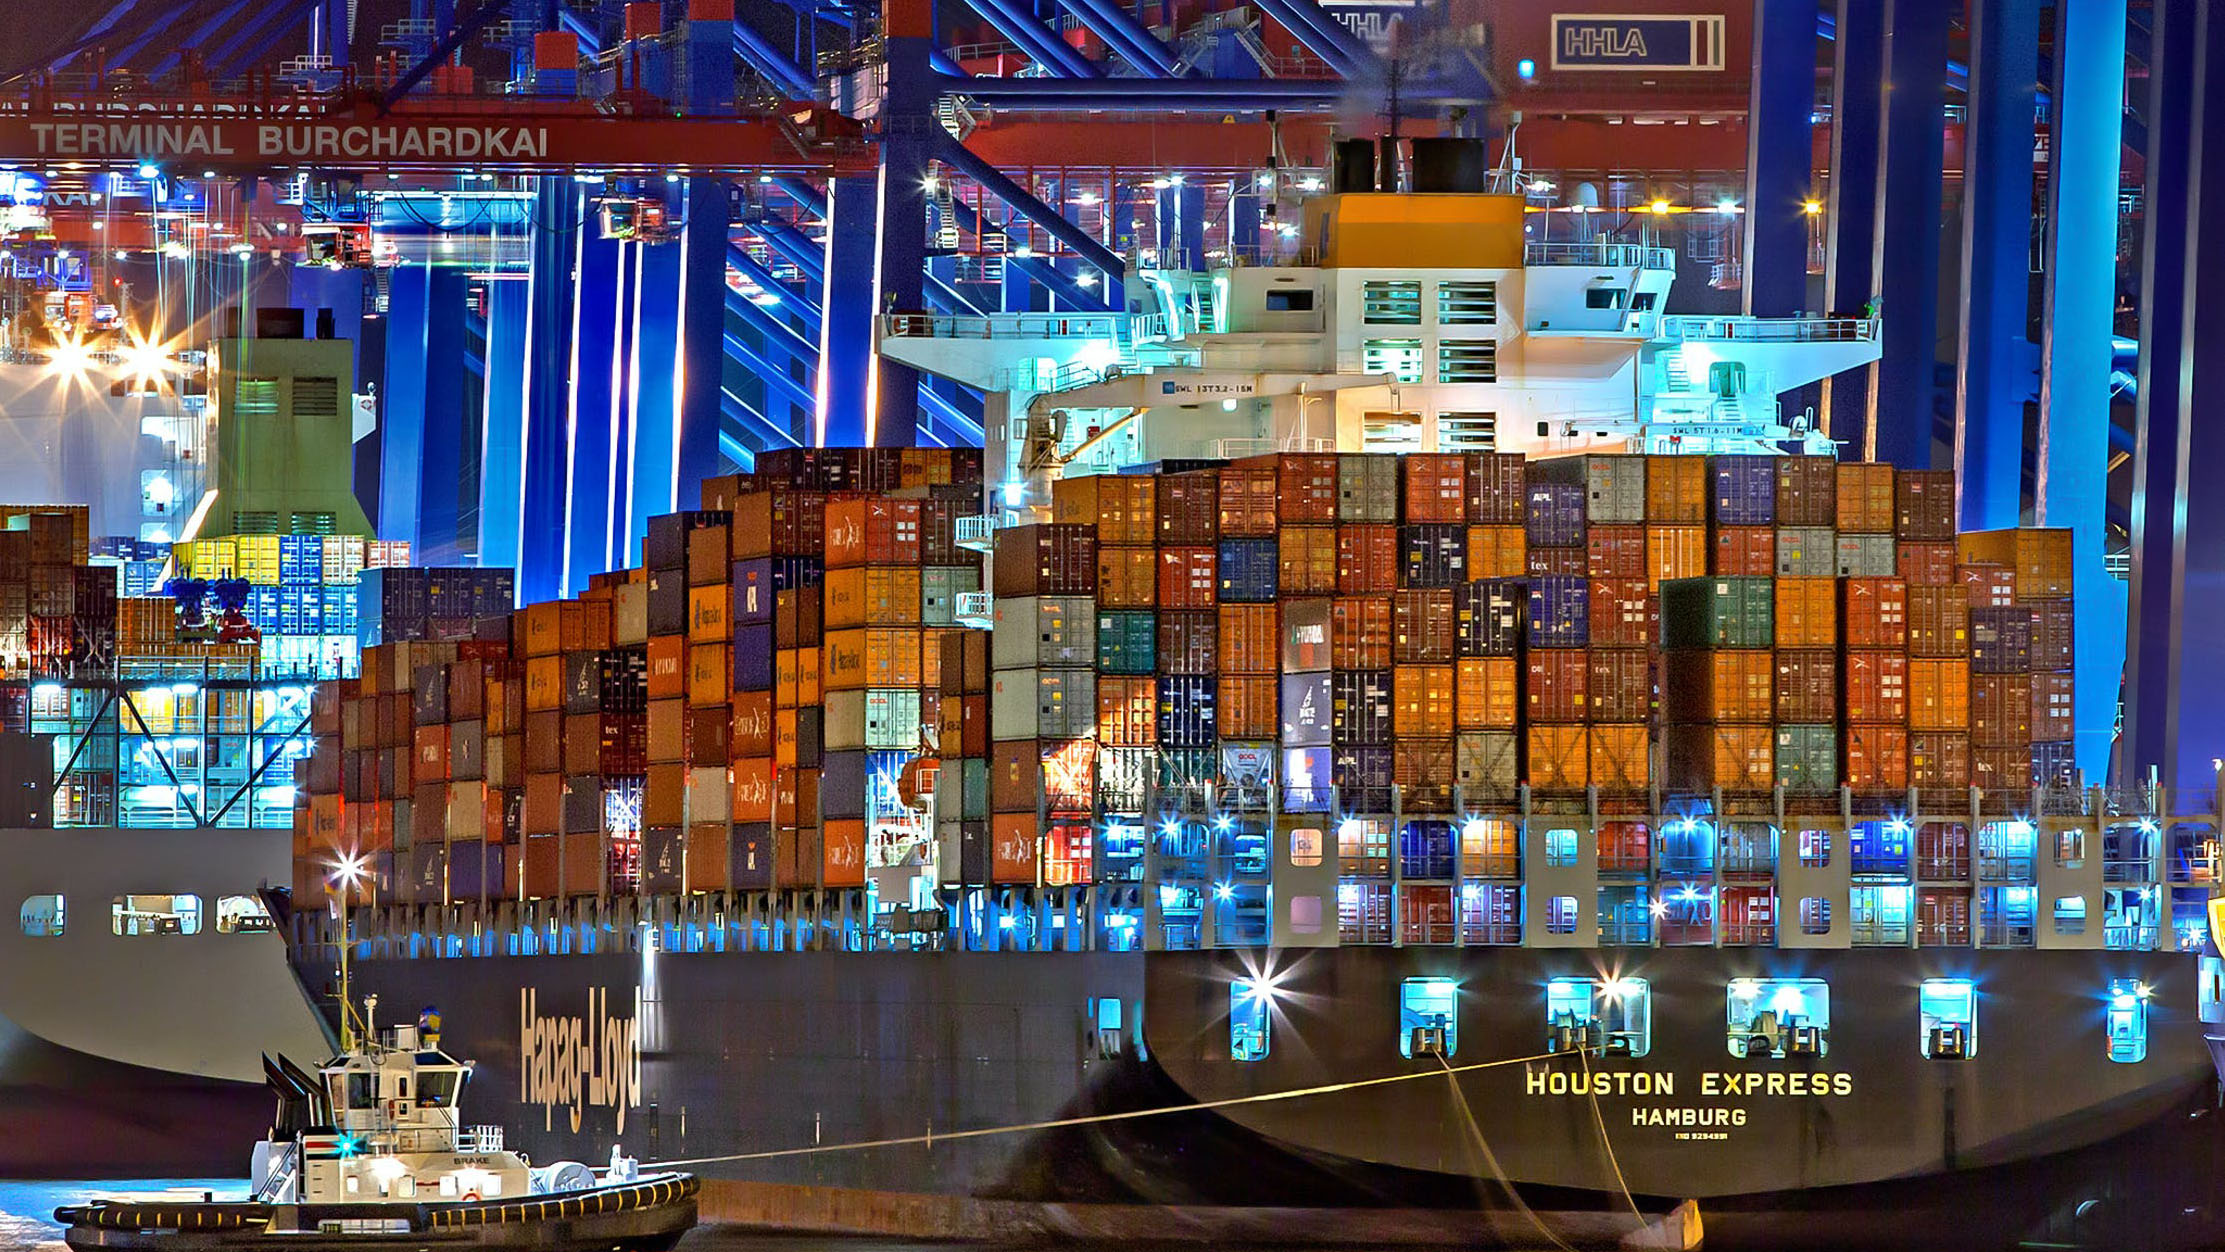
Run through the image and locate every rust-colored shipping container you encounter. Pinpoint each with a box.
[822,566,923,630]
[1844,723,1909,790]
[1220,675,1280,739]
[1589,579,1653,648]
[822,818,867,888]
[1527,724,1589,791]
[993,523,1097,597]
[991,812,1041,884]
[1393,664,1457,738]
[1909,659,1971,730]
[1392,738,1457,810]
[1775,456,1838,527]
[1587,524,1648,581]
[1053,474,1156,545]
[1895,470,1957,541]
[1217,462,1280,536]
[1330,597,1393,669]
[1907,586,1970,657]
[560,831,602,897]
[1958,527,2074,600]
[683,822,730,892]
[731,691,773,757]
[1590,724,1650,792]
[1466,525,1526,579]
[1527,541,1588,577]
[1525,649,1589,722]
[1096,676,1157,746]
[1712,526,1776,576]
[2031,671,2074,740]
[1773,650,1838,723]
[1097,546,1158,607]
[1896,542,1958,586]
[1667,724,1775,792]
[777,824,821,890]
[1958,564,2016,609]
[1337,524,1399,594]
[1645,455,1708,523]
[2030,602,2074,671]
[823,498,922,568]
[1218,603,1280,673]
[1646,524,1708,592]
[1774,576,1838,648]
[522,834,560,898]
[731,757,773,821]
[1466,452,1527,524]
[1404,453,1468,523]
[1844,649,1908,723]
[1588,648,1652,722]
[1836,462,1896,533]
[1158,545,1218,609]
[1158,609,1219,674]
[1156,470,1221,540]
[1841,577,1908,648]
[1456,656,1519,729]
[524,654,563,711]
[729,487,828,559]
[1279,524,1339,593]
[1972,673,2034,748]
[1971,746,2034,793]
[1276,453,1341,522]
[1663,649,1774,723]
[1391,589,1456,663]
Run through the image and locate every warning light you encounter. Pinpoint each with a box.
[1516,57,1537,79]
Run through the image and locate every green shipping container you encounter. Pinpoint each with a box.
[1157,747,1220,792]
[1663,576,1775,649]
[1775,724,1838,793]
[1096,610,1157,675]
[920,566,981,627]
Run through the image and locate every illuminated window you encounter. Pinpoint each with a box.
[112,893,202,936]
[1726,978,1829,1059]
[2055,829,2087,869]
[1798,897,1832,935]
[216,894,273,934]
[1436,340,1498,383]
[1399,976,1458,1057]
[1797,829,1831,868]
[18,894,62,937]
[1546,976,1652,1057]
[1361,280,1422,324]
[1919,978,1976,1059]
[1545,895,1579,934]
[1461,817,1519,877]
[1229,980,1270,1061]
[1438,281,1498,324]
[2107,978,2149,1063]
[1289,826,1324,867]
[1543,827,1579,868]
[2053,895,2088,936]
[1362,339,1424,383]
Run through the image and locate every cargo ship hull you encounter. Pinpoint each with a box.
[315,945,2225,1249]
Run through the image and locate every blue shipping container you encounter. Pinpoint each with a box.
[1711,455,1777,525]
[731,558,776,624]
[1217,538,1279,602]
[1527,575,1591,648]
[1400,524,1467,588]
[1157,674,1218,748]
[1526,482,1586,547]
[1332,746,1394,812]
[732,623,776,689]
[1458,578,1526,657]
[1399,819,1455,879]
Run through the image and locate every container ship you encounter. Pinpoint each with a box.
[8,184,2225,1248]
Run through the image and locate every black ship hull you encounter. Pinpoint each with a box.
[317,946,2225,1250]
[0,1012,269,1178]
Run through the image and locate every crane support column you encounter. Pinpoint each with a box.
[1953,0,2041,529]
[517,179,581,605]
[1742,0,1813,321]
[477,276,529,576]
[378,262,469,563]
[1868,0,1949,466]
[2124,0,2198,784]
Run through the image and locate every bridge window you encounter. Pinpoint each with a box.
[1584,287,1628,311]
[1362,339,1424,384]
[1727,978,1829,1059]
[2106,978,2150,1063]
[1437,340,1498,384]
[1798,897,1832,935]
[1546,976,1652,1058]
[1264,289,1315,312]
[112,893,202,936]
[1399,976,1458,1058]
[1919,978,1977,1059]
[216,894,273,934]
[1361,280,1422,324]
[417,1069,463,1108]
[1438,281,1498,325]
[1229,980,1270,1061]
[18,894,62,937]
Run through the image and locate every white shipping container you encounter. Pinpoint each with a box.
[866,687,925,749]
[990,668,1096,740]
[614,581,650,645]
[822,690,868,751]
[1834,533,1897,577]
[685,765,731,824]
[1776,527,1838,578]
[991,595,1097,669]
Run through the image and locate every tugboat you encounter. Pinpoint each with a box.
[53,995,698,1250]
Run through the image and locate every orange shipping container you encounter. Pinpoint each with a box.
[1836,462,1897,533]
[1391,589,1456,663]
[524,654,563,711]
[687,584,730,643]
[1218,463,1281,536]
[1219,604,1280,674]
[732,690,773,757]
[1589,724,1650,792]
[1157,546,1217,609]
[1337,525,1399,594]
[824,628,924,690]
[823,818,866,888]
[1053,474,1156,545]
[823,566,924,628]
[1279,525,1339,593]
[647,635,687,697]
[1957,564,2016,609]
[1958,527,2074,600]
[1908,659,1971,730]
[1645,524,1708,591]
[1844,650,1908,723]
[1898,542,1959,586]
[684,823,730,892]
[1910,732,1971,790]
[1845,724,1910,790]
[1466,525,1527,579]
[1841,577,1908,648]
[1526,725,1589,791]
[1588,648,1652,722]
[774,708,799,767]
[1403,454,1468,523]
[1097,547,1158,608]
[1664,650,1774,723]
[1096,676,1158,746]
[1393,664,1457,738]
[1456,656,1519,729]
[1330,597,1393,669]
[1645,455,1709,523]
[1774,577,1838,648]
[991,812,1041,884]
[1219,675,1280,739]
[731,757,774,820]
[687,643,729,706]
[413,725,450,782]
[1668,724,1775,792]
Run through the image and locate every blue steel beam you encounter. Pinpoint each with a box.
[1056,0,1178,75]
[932,132,1125,298]
[729,241,818,315]
[1821,0,1882,444]
[381,1,513,110]
[2036,0,2130,781]
[1743,0,1811,321]
[731,18,815,99]
[477,275,529,573]
[149,0,257,77]
[744,218,826,282]
[561,226,625,594]
[815,176,879,444]
[940,194,1115,311]
[725,326,821,416]
[630,229,683,564]
[1815,9,1970,92]
[725,281,821,362]
[213,4,319,77]
[1248,0,1369,75]
[559,7,604,55]
[941,75,1372,105]
[51,0,144,72]
[721,388,802,452]
[2124,0,2197,784]
[1867,0,1949,467]
[955,0,1099,76]
[515,179,581,604]
[1953,0,2041,530]
[105,3,210,73]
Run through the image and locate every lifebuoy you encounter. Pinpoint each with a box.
[461,1191,481,1204]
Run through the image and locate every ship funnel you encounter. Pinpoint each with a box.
[1333,139,1378,193]
[1409,138,1489,193]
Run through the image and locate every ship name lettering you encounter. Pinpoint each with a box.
[520,986,643,1136]
[1630,1107,1745,1128]
[1524,1070,1674,1097]
[1700,1071,1853,1097]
